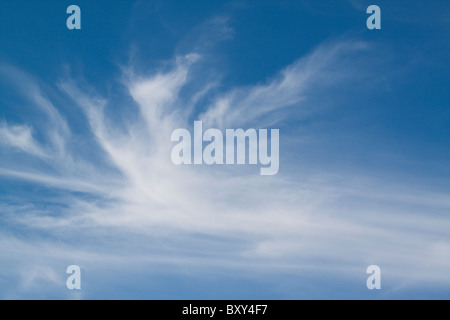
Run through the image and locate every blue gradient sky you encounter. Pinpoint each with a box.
[0,0,449,299]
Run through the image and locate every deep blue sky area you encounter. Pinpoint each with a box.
[0,0,449,300]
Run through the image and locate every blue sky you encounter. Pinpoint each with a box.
[0,0,449,299]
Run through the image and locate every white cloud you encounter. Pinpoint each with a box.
[0,64,70,156]
[201,40,369,128]
[0,122,46,158]
[0,37,449,299]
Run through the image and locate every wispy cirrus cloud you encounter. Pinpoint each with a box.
[201,40,369,128]
[0,122,46,158]
[0,65,70,155]
[0,32,449,299]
